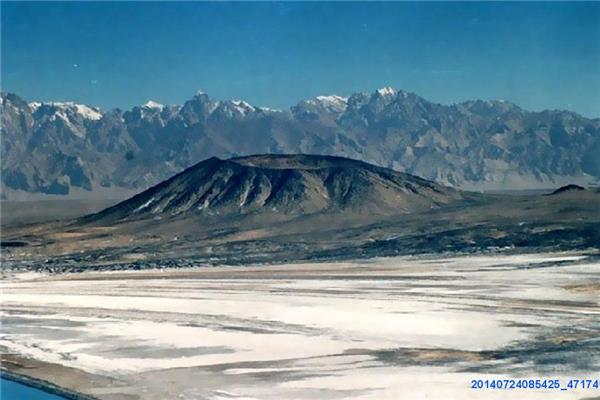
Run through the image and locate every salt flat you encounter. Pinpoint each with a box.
[1,253,599,400]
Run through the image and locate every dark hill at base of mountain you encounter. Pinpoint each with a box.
[2,182,598,274]
[84,154,467,224]
[550,184,587,195]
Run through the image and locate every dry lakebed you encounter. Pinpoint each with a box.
[1,252,599,400]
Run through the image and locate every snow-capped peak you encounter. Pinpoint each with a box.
[376,87,396,97]
[304,94,349,112]
[73,104,103,120]
[29,102,42,112]
[231,100,255,115]
[28,101,102,120]
[231,100,254,109]
[142,100,164,110]
[195,89,206,96]
[315,95,348,107]
[259,106,283,113]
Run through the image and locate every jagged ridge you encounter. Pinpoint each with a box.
[3,87,599,199]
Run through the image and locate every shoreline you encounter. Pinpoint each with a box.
[0,352,123,400]
[2,248,597,282]
[1,368,96,400]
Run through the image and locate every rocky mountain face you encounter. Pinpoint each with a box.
[87,154,464,223]
[2,88,599,199]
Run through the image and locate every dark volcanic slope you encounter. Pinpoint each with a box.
[86,154,465,223]
[550,184,586,195]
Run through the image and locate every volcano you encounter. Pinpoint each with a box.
[86,154,466,223]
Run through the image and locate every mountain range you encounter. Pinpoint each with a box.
[2,87,599,199]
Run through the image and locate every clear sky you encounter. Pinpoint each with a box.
[2,2,599,117]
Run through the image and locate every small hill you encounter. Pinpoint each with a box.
[84,154,466,223]
[550,184,586,195]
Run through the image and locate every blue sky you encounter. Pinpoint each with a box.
[2,2,599,117]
